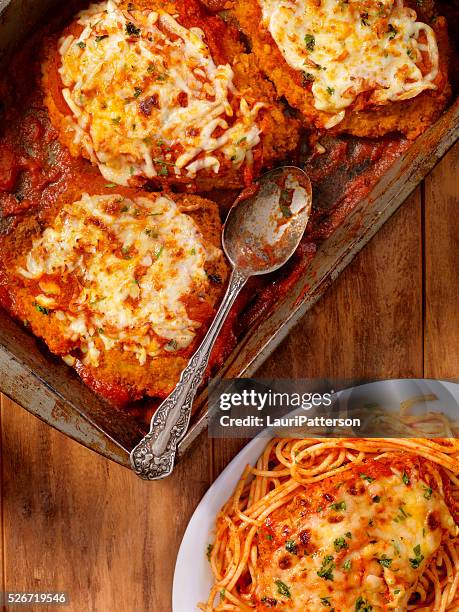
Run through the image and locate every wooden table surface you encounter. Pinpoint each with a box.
[0,142,458,612]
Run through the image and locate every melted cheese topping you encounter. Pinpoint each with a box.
[259,0,439,127]
[58,1,264,185]
[256,469,457,610]
[18,193,215,367]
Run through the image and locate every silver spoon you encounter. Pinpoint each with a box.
[130,166,312,480]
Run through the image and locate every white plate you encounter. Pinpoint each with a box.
[173,379,459,612]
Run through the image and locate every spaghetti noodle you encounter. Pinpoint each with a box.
[202,436,459,611]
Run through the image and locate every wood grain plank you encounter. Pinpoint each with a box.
[212,188,424,476]
[423,142,459,379]
[1,397,210,612]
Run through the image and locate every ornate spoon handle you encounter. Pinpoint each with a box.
[130,268,247,480]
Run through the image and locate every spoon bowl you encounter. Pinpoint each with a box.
[130,166,313,480]
[223,166,312,276]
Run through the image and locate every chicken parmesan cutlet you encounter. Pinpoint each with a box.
[227,0,451,138]
[254,455,457,610]
[4,180,228,403]
[41,0,299,190]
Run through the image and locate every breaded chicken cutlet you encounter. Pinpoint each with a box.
[214,0,451,139]
[5,177,229,402]
[42,0,300,191]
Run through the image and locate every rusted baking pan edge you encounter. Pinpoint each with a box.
[179,98,459,458]
[0,313,145,466]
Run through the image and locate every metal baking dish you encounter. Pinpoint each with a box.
[0,0,458,468]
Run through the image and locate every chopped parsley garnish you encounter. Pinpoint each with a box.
[261,596,278,606]
[153,159,176,167]
[155,245,164,259]
[105,183,116,188]
[409,545,424,569]
[377,557,392,568]
[402,472,410,485]
[355,596,373,611]
[345,532,352,539]
[219,589,225,599]
[207,272,222,284]
[334,537,348,552]
[317,555,335,581]
[422,485,433,500]
[360,474,374,483]
[275,580,291,599]
[330,501,346,511]
[111,116,121,124]
[343,559,352,571]
[125,21,141,36]
[153,159,175,177]
[121,246,131,259]
[76,41,86,49]
[266,534,273,541]
[321,597,332,607]
[302,71,315,85]
[236,136,247,145]
[95,35,109,43]
[145,228,158,238]
[33,302,49,315]
[155,73,168,82]
[285,540,297,554]
[304,33,315,51]
[206,544,213,561]
[133,87,143,98]
[387,24,397,39]
[407,48,415,59]
[393,505,411,522]
[394,589,400,595]
[326,86,335,96]
[360,12,370,25]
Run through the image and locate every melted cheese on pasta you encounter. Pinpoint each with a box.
[58,1,264,185]
[259,0,439,128]
[18,193,215,367]
[256,470,457,610]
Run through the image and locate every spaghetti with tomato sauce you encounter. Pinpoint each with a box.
[203,438,459,611]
